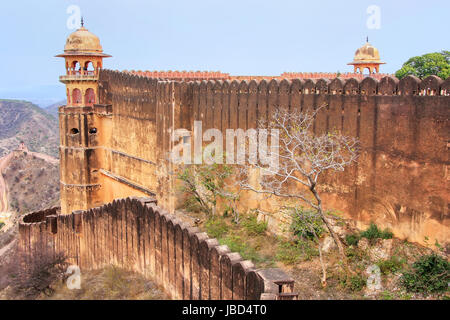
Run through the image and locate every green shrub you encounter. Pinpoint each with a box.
[0,221,4,230]
[340,274,366,292]
[289,207,324,241]
[219,235,244,253]
[345,246,367,263]
[401,254,450,294]
[349,275,366,291]
[276,240,318,264]
[242,215,267,236]
[205,217,229,239]
[219,235,260,262]
[379,290,395,300]
[345,234,360,246]
[360,223,393,242]
[276,241,304,265]
[377,256,406,275]
[381,230,394,239]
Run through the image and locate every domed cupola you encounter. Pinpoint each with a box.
[64,26,104,54]
[57,18,111,58]
[348,38,385,74]
[56,18,111,107]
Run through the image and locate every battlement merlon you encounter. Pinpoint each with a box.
[100,69,450,97]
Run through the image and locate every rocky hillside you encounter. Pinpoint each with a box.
[0,99,59,158]
[2,151,60,214]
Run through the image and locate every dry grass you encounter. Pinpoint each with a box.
[40,265,168,300]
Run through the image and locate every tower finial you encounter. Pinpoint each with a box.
[366,36,369,43]
[81,16,84,27]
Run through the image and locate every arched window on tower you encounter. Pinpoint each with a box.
[85,61,95,76]
[85,88,95,106]
[72,88,82,105]
[72,61,81,75]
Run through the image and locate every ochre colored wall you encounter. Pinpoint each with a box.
[62,70,449,247]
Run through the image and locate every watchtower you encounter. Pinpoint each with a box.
[56,20,111,214]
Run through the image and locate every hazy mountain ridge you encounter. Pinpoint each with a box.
[0,99,59,158]
[43,100,65,118]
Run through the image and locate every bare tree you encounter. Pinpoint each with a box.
[236,105,359,279]
[5,243,68,298]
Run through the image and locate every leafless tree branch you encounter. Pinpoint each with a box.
[236,105,360,275]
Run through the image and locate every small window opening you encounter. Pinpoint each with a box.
[89,128,98,134]
[70,128,79,134]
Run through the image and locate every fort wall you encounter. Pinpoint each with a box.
[18,198,296,300]
[92,71,449,247]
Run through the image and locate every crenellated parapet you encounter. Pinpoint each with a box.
[281,72,391,81]
[99,69,159,104]
[117,70,403,83]
[221,75,450,96]
[100,70,450,98]
[123,70,231,81]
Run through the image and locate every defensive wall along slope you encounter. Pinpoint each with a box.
[19,197,297,300]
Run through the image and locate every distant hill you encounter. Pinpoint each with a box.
[43,100,65,118]
[0,99,59,158]
[2,151,60,214]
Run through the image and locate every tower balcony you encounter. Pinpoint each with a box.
[59,70,99,83]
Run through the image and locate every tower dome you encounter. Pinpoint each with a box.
[348,38,385,74]
[352,42,382,63]
[64,26,103,54]
[57,20,111,58]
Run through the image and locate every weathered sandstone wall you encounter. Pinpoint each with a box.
[92,71,449,246]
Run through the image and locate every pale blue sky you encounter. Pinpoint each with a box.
[0,0,448,106]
